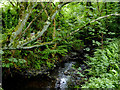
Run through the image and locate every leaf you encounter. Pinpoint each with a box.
[0,50,4,54]
[6,63,10,68]
[19,59,26,63]
[13,58,18,63]
[96,41,101,46]
[77,72,84,77]
[78,67,82,70]
[2,63,6,67]
[85,47,90,51]
[8,58,12,62]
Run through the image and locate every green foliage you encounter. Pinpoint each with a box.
[81,39,120,88]
[82,77,115,88]
[46,61,54,68]
[2,57,26,68]
[2,3,19,30]
[69,40,84,51]
[0,87,3,90]
[1,2,120,80]
[0,50,4,55]
[86,39,119,76]
[77,71,84,77]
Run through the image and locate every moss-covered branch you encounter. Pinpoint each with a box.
[21,2,66,47]
[70,13,120,36]
[8,3,35,47]
[20,3,49,40]
[3,41,55,50]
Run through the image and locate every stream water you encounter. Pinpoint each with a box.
[3,61,76,89]
[3,61,84,90]
[55,61,76,89]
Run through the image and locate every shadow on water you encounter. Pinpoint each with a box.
[3,61,79,90]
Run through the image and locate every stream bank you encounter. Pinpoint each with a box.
[3,50,90,89]
[3,61,88,90]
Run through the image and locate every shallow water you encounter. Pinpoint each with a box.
[3,61,77,90]
[55,62,76,89]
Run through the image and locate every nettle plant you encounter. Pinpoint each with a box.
[82,39,120,88]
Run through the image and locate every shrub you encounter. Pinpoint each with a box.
[81,38,120,88]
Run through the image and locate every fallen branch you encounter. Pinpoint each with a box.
[21,41,55,49]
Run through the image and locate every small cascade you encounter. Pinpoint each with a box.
[55,62,76,89]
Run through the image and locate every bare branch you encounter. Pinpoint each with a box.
[32,2,38,9]
[21,20,51,46]
[19,3,50,40]
[22,41,55,49]
[90,13,120,23]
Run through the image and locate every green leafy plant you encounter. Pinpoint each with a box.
[82,39,120,88]
[2,57,27,68]
[82,77,115,88]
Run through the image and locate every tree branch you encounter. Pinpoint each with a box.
[8,3,34,47]
[41,3,49,17]
[3,41,55,50]
[21,2,65,47]
[20,3,49,40]
[70,13,120,36]
[90,13,120,23]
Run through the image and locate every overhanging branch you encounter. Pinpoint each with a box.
[21,2,65,47]
[70,13,120,36]
[3,41,55,50]
[8,3,34,47]
[20,3,49,40]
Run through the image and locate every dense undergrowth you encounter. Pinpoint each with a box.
[0,1,120,89]
[1,2,120,71]
[78,39,120,88]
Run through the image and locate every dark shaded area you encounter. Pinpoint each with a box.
[2,51,89,90]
